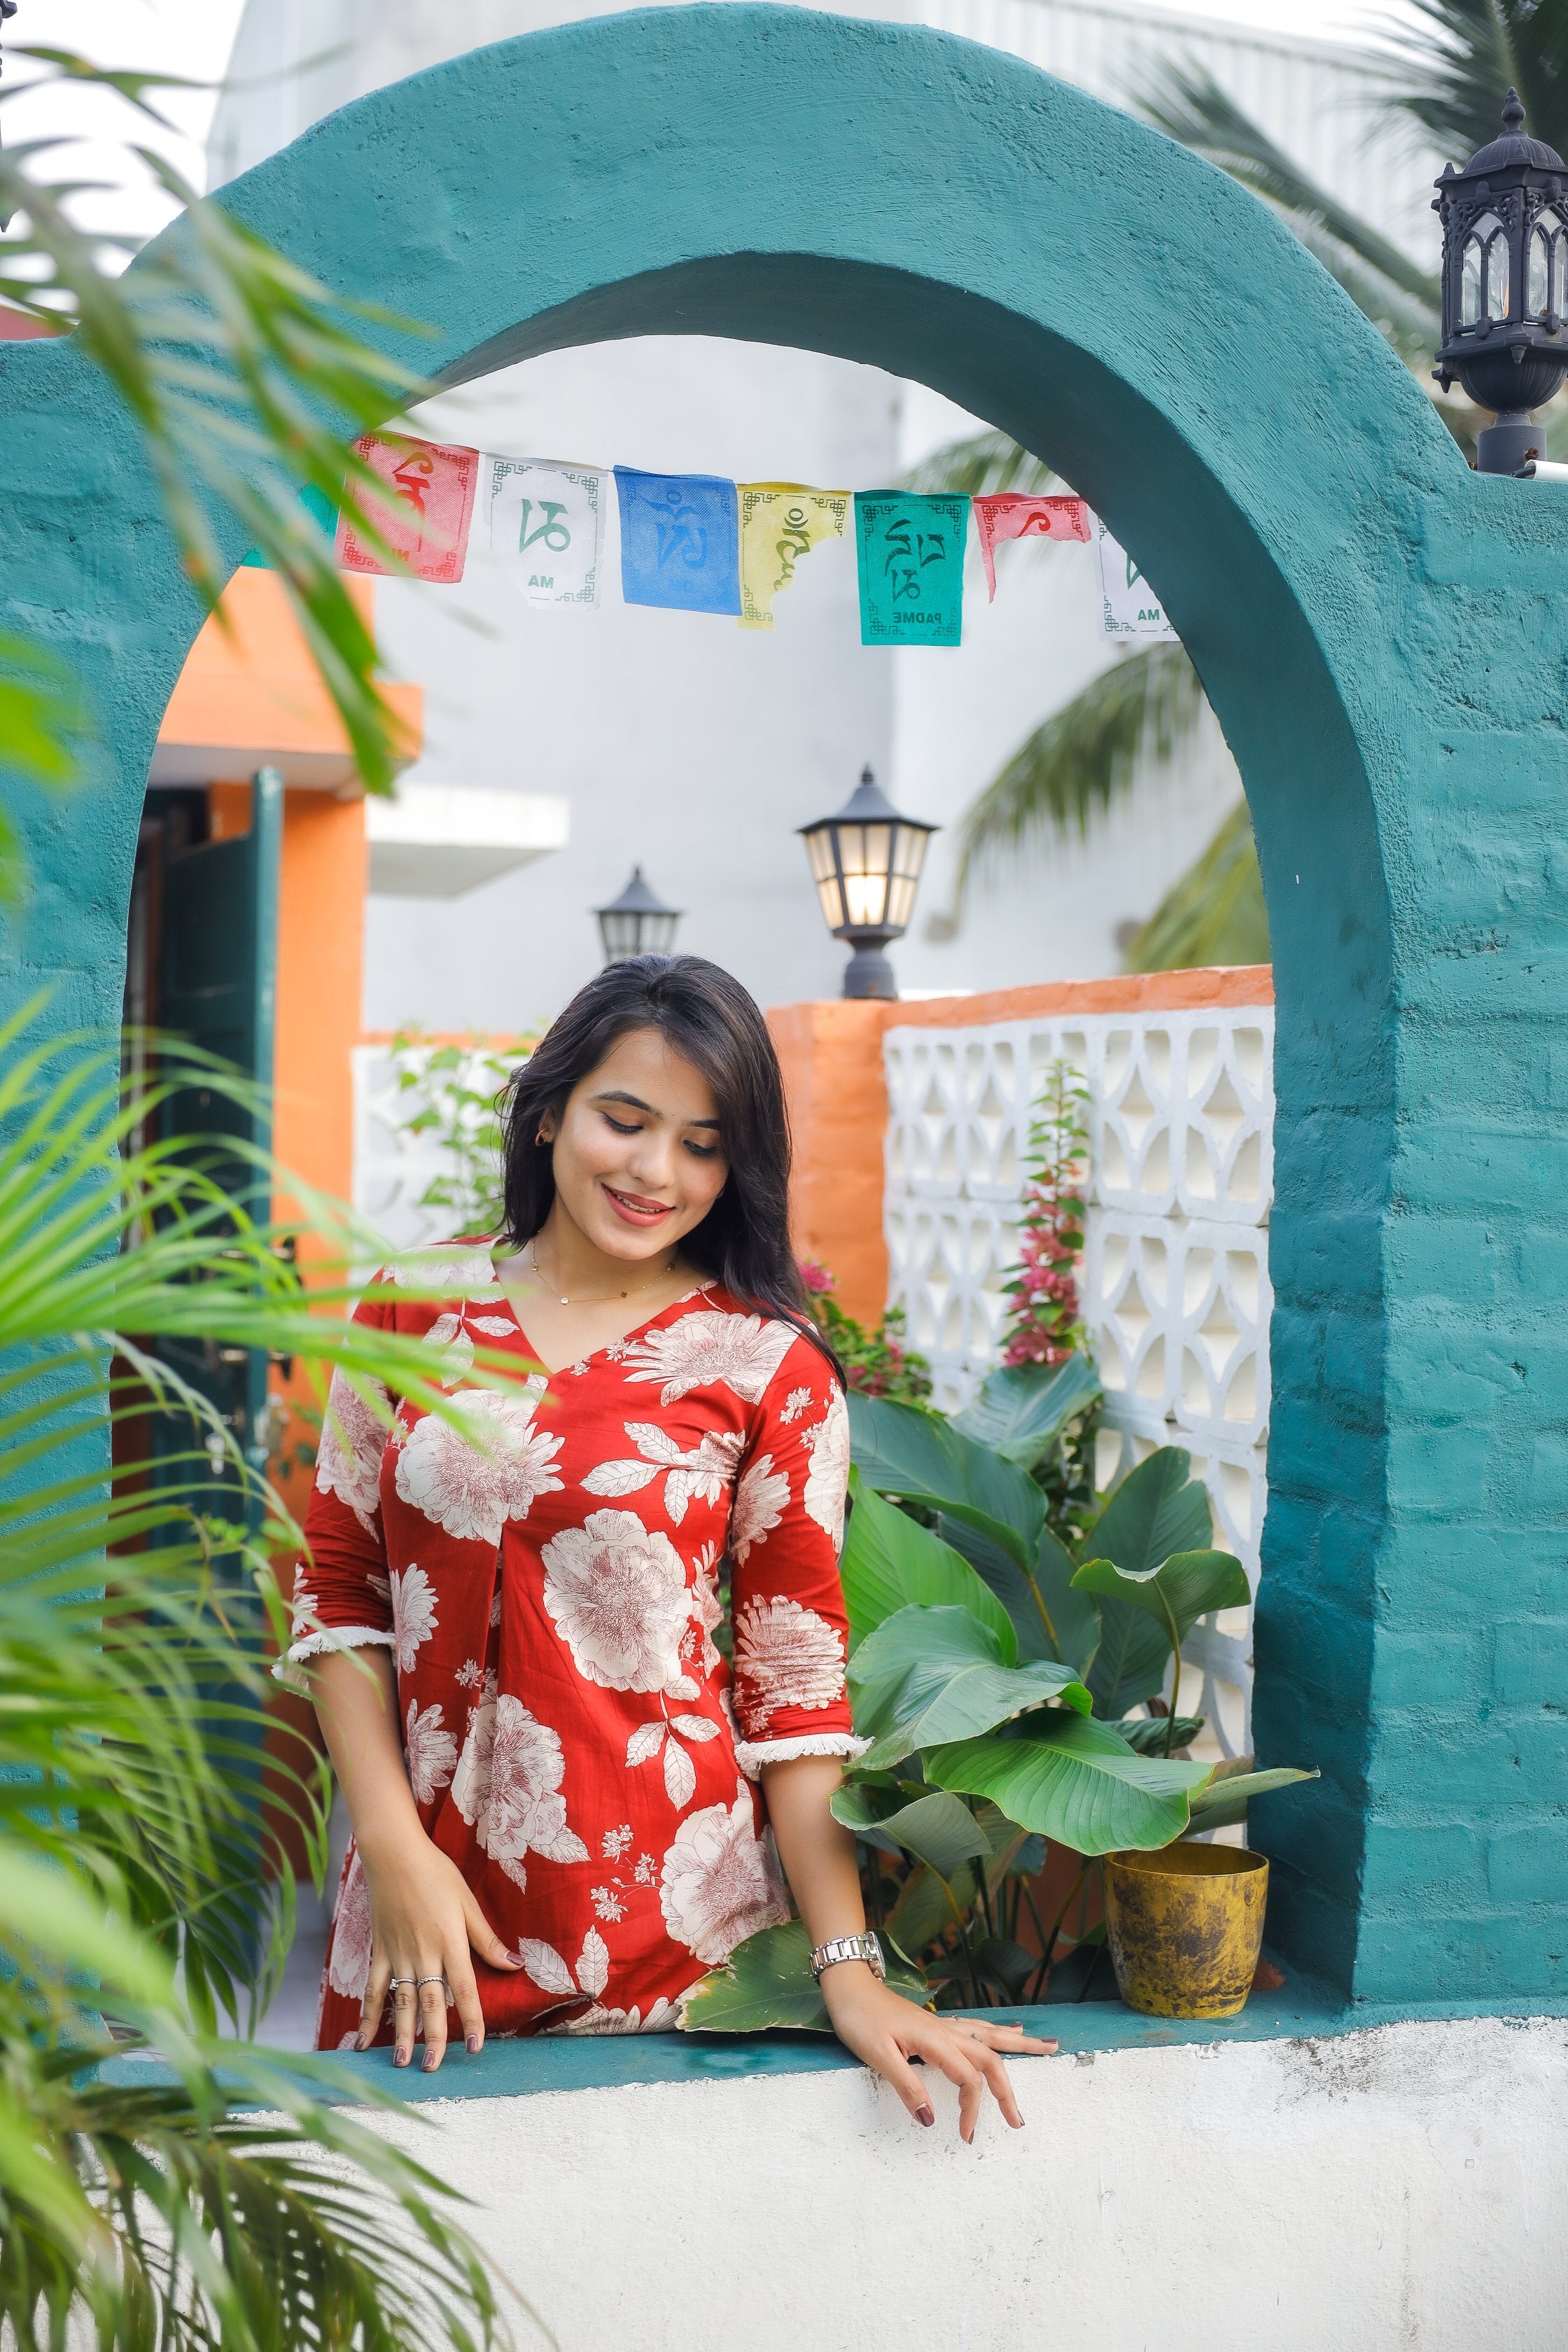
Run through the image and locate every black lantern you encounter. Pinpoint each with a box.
[594,866,682,964]
[1434,90,1568,473]
[798,766,937,1000]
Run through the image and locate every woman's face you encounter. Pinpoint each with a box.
[542,1026,730,1263]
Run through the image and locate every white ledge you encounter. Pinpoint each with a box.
[366,783,570,897]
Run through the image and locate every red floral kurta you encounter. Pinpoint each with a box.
[286,1246,860,2045]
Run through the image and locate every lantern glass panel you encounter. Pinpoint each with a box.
[1555,227,1568,316]
[1530,223,1551,315]
[883,822,932,930]
[1462,213,1508,324]
[839,822,892,926]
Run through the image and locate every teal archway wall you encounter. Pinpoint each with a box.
[2,4,1564,2012]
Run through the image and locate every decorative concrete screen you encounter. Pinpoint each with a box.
[884,995,1273,1754]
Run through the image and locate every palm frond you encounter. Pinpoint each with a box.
[1137,62,1441,316]
[1122,797,1270,972]
[0,1004,543,2347]
[900,428,1060,497]
[938,645,1205,925]
[1366,0,1568,163]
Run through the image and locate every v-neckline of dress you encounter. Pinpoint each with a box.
[488,1253,715,1380]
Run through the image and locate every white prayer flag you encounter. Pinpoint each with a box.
[484,455,606,608]
[1091,515,1177,641]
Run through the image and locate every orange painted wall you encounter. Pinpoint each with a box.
[162,568,421,767]
[767,966,1275,1327]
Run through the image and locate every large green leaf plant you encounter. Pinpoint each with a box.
[685,1362,1312,2029]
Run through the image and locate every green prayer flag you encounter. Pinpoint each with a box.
[854,490,968,646]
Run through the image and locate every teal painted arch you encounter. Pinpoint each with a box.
[3,4,1565,2011]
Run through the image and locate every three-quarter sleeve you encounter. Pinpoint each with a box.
[274,1291,398,1685]
[727,1329,868,1779]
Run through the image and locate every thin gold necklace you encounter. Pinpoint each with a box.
[524,1238,680,1309]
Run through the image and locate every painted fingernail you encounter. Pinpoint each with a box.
[466,2033,482,2054]
[962,2129,974,2146]
[394,2046,409,2066]
[354,2033,369,2052]
[422,2048,440,2071]
[915,2104,934,2128]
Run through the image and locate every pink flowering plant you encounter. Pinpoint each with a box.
[1000,1060,1090,1370]
[799,1258,932,1406]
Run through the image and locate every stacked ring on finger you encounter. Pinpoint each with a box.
[388,1977,417,1993]
[416,1974,451,1998]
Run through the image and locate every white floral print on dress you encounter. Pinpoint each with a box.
[386,1246,503,1301]
[659,1779,790,1965]
[733,1595,847,1728]
[451,1689,589,1890]
[328,1846,373,1999]
[730,1452,789,1562]
[314,1370,390,1533]
[423,1311,475,1388]
[404,1695,458,1803]
[580,1422,744,1524]
[540,1508,693,1693]
[778,1386,814,1424]
[394,1383,562,1546]
[620,1310,797,1406]
[388,1564,438,1674]
[517,1926,609,2005]
[690,1541,724,1677]
[801,1387,850,1550]
[549,1995,678,2036]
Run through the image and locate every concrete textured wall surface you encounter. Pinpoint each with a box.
[349,2015,1568,2350]
[3,4,1567,2013]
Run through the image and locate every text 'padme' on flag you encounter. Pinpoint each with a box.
[484,455,606,608]
[337,433,479,584]
[736,484,850,630]
[854,491,968,647]
[615,468,741,616]
[972,493,1091,601]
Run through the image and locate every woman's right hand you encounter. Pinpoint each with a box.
[356,1826,524,2069]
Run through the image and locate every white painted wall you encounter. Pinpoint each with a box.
[349,2015,1568,2352]
[207,0,1440,1032]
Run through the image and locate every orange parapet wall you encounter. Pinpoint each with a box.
[158,568,422,788]
[767,967,1275,1329]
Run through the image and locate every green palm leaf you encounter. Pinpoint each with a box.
[1369,0,1568,162]
[1122,797,1270,972]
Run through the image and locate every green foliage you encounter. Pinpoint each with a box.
[690,1355,1310,2026]
[680,1919,930,2033]
[844,1390,1045,1569]
[799,1261,932,1403]
[1121,797,1270,973]
[950,1350,1100,1468]
[0,1005,533,2347]
[386,1029,536,1239]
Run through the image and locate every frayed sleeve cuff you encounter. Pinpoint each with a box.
[272,1625,396,1692]
[733,1731,872,1782]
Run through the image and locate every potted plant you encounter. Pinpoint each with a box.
[683,1363,1312,2032]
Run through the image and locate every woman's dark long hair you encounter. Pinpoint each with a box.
[499,955,840,1378]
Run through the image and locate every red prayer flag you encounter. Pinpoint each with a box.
[971,493,1091,601]
[337,433,479,583]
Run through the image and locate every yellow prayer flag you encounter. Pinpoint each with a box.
[737,483,850,630]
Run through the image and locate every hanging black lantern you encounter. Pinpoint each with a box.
[1434,90,1568,474]
[798,766,937,1001]
[594,866,682,964]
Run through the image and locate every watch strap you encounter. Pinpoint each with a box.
[809,1931,886,1982]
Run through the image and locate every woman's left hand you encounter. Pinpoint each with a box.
[819,1963,1056,2141]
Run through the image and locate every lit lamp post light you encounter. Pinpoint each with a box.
[594,866,682,964]
[1434,90,1568,474]
[799,766,937,1001]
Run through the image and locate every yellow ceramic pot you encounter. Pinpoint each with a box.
[1102,1843,1269,2019]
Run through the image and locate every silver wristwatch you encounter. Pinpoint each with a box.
[809,1931,886,1982]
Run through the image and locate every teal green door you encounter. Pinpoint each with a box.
[155,765,283,1519]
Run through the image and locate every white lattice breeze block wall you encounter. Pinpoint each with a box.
[883,999,1274,1755]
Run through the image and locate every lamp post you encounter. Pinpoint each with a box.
[798,766,937,1001]
[1434,90,1568,474]
[594,866,682,964]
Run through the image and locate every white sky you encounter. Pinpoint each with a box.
[4,0,1430,248]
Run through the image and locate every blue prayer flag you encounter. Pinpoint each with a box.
[615,468,741,615]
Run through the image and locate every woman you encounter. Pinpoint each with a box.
[288,955,1051,2137]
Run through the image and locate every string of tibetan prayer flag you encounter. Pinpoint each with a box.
[337,433,479,583]
[972,493,1091,600]
[854,491,968,647]
[736,483,850,630]
[1091,514,1177,640]
[484,454,606,607]
[615,467,741,615]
